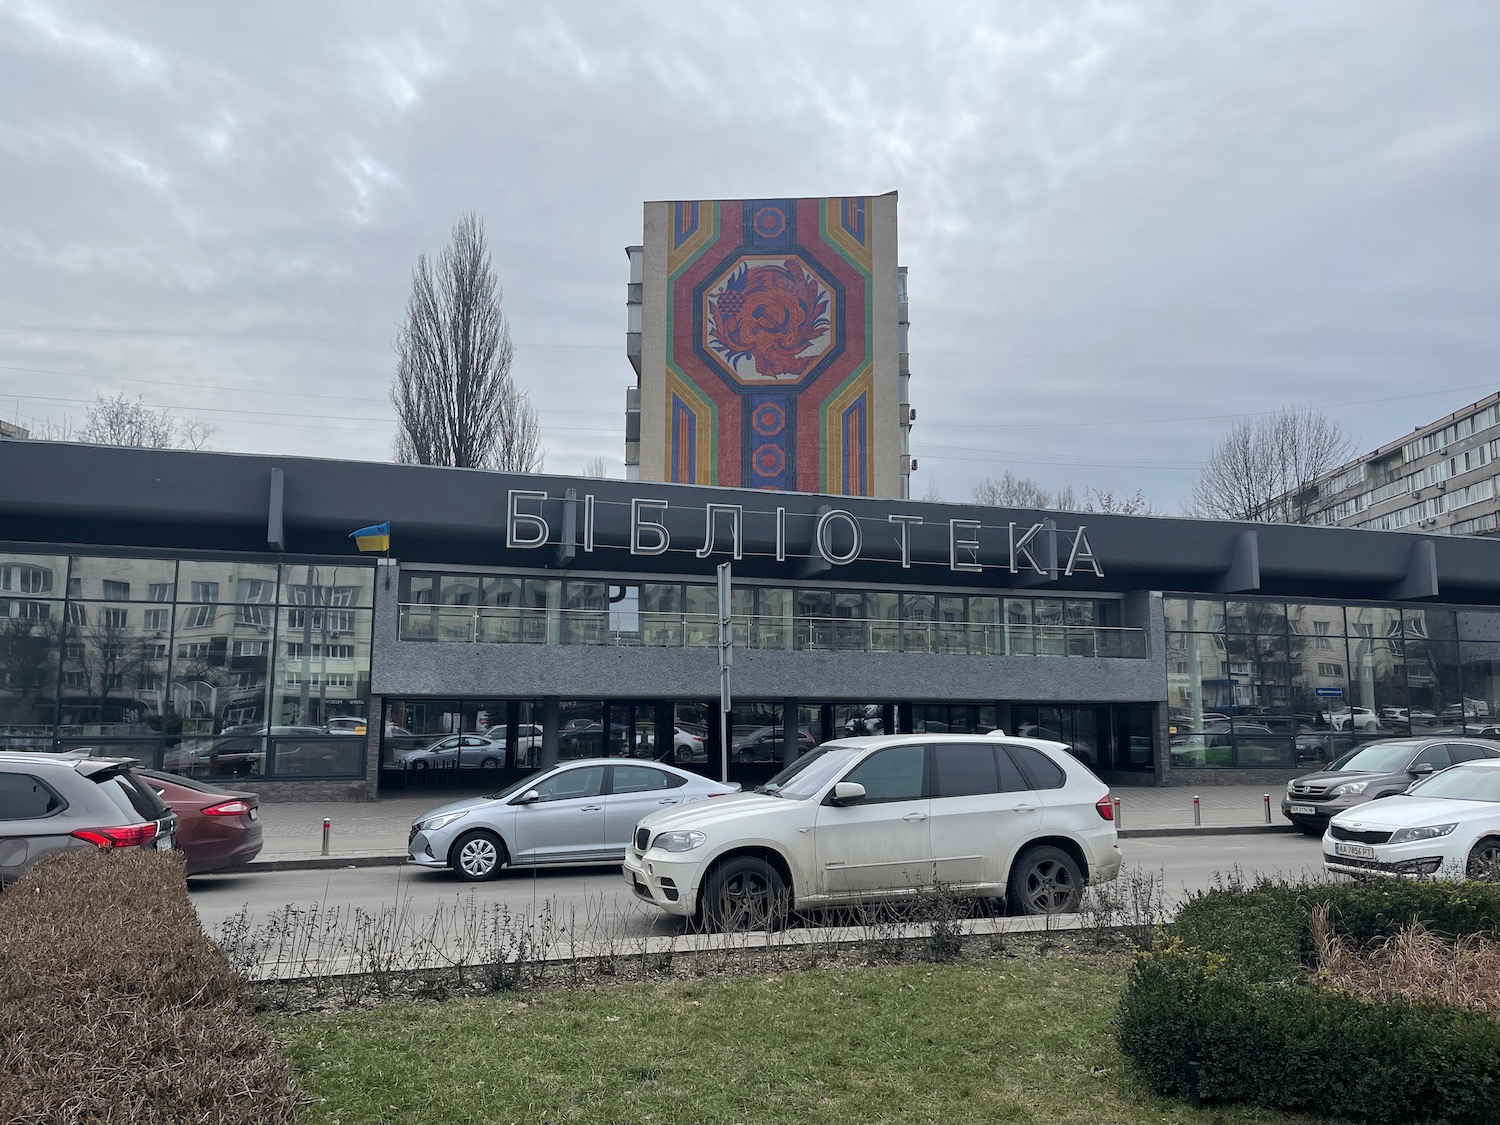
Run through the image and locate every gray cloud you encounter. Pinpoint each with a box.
[1,0,1495,506]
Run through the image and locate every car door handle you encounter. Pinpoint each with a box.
[657,798,682,805]
[1011,803,1038,813]
[581,805,602,812]
[902,812,928,822]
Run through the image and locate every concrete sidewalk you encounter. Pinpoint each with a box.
[248,783,1296,871]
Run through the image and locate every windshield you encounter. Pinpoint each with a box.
[760,745,860,800]
[1408,764,1500,803]
[1327,741,1419,773]
[486,768,550,801]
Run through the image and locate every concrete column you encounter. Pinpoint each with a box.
[504,701,521,770]
[897,701,914,734]
[781,697,799,766]
[540,696,561,768]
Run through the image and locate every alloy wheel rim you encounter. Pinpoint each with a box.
[721,871,773,929]
[1470,845,1500,882]
[461,839,497,876]
[1026,858,1077,912]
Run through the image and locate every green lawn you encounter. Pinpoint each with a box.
[272,956,1316,1125]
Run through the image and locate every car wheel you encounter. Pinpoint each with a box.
[702,856,788,932]
[450,830,506,881]
[409,759,428,770]
[1466,838,1500,882]
[479,757,500,769]
[1008,845,1084,915]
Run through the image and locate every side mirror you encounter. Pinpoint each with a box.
[1410,762,1436,775]
[829,781,866,806]
[513,789,541,805]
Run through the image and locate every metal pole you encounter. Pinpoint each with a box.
[717,562,732,784]
[1112,796,1122,829]
[1193,794,1201,827]
[1263,794,1272,824]
[321,817,330,856]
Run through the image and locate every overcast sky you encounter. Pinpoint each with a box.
[1,0,1496,512]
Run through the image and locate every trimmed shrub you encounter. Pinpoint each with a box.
[0,848,300,1125]
[1116,878,1500,1124]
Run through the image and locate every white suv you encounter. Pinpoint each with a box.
[622,734,1121,930]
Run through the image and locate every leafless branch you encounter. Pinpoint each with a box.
[391,212,544,472]
[1189,405,1355,522]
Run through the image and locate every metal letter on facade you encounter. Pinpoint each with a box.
[1008,521,1046,575]
[775,507,787,562]
[949,519,982,573]
[1064,526,1104,578]
[887,514,922,569]
[582,494,595,552]
[696,504,745,560]
[815,509,862,566]
[630,498,671,556]
[507,490,549,549]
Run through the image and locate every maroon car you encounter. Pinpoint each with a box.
[138,769,263,875]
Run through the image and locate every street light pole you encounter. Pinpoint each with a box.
[717,563,732,783]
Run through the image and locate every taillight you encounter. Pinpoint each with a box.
[1095,794,1115,821]
[72,823,159,848]
[201,800,251,817]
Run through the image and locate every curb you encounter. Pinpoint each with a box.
[245,824,1300,873]
[1119,824,1299,839]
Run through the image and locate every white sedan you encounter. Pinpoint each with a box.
[1323,760,1500,881]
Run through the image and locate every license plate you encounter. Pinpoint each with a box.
[155,833,175,852]
[248,808,258,822]
[1287,804,1316,816]
[1334,842,1375,860]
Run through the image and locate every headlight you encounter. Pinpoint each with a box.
[1286,782,1297,796]
[1330,780,1370,796]
[417,811,468,833]
[1388,822,1458,844]
[654,829,707,852]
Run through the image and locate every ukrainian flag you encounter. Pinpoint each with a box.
[350,521,390,553]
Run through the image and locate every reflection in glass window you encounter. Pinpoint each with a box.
[844,744,924,802]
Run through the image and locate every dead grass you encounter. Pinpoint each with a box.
[1311,902,1500,1016]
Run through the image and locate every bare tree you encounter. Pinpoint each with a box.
[391,212,544,472]
[972,472,1057,509]
[582,455,609,479]
[1189,405,1355,523]
[920,478,942,502]
[1081,487,1159,515]
[35,392,216,450]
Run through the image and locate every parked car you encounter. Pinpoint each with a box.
[1323,759,1500,882]
[136,768,262,875]
[668,727,706,763]
[624,733,1122,930]
[732,725,818,762]
[0,753,177,887]
[1282,737,1500,835]
[324,717,367,735]
[1329,707,1379,733]
[406,759,741,880]
[397,734,507,770]
[203,726,337,777]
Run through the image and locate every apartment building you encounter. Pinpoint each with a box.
[1304,393,1500,536]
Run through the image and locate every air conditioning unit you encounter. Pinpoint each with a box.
[1437,481,1447,492]
[1413,488,1423,499]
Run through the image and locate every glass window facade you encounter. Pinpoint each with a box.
[1166,596,1500,769]
[0,552,374,780]
[395,570,1143,659]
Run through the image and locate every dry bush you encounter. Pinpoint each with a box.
[1312,902,1500,1016]
[0,848,300,1125]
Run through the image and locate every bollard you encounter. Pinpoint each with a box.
[1263,793,1272,824]
[321,817,331,857]
[1113,796,1122,829]
[1192,794,1201,827]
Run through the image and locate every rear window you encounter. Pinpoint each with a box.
[92,769,169,823]
[0,773,65,820]
[1002,744,1066,790]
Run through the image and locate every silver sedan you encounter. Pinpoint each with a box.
[406,758,741,880]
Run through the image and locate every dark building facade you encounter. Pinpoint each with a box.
[6,440,1500,802]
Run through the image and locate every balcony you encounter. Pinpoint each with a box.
[396,605,1147,659]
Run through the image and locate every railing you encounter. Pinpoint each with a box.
[396,605,1147,659]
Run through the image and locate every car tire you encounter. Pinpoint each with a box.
[409,759,428,771]
[479,757,500,769]
[702,856,788,933]
[450,830,507,881]
[1466,838,1500,882]
[1007,845,1084,915]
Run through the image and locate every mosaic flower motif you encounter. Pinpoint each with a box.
[708,260,830,379]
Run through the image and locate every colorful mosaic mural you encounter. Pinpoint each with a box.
[664,197,874,494]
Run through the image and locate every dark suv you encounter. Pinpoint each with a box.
[1281,737,1500,835]
[0,753,178,886]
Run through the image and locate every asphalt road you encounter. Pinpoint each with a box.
[190,832,1327,955]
